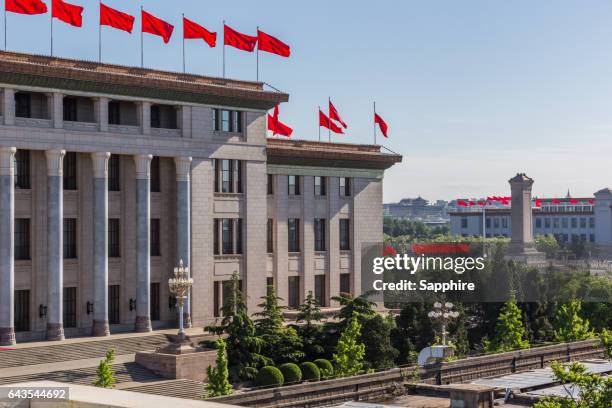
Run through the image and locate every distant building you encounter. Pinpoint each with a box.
[384,197,449,224]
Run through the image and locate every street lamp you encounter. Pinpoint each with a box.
[168,259,193,343]
[427,301,460,346]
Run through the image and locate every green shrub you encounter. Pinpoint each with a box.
[254,366,284,387]
[279,363,302,384]
[299,362,320,381]
[314,359,333,378]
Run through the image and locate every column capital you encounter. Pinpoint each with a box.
[91,152,111,179]
[0,147,16,176]
[174,156,192,182]
[134,154,153,180]
[45,149,66,177]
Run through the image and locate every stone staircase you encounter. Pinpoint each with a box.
[123,379,207,400]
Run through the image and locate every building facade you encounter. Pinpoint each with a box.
[383,197,449,224]
[0,51,400,345]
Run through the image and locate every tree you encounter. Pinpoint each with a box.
[332,292,376,327]
[206,339,232,397]
[533,362,612,408]
[93,348,116,388]
[554,300,593,342]
[600,329,612,360]
[296,291,325,326]
[294,291,325,360]
[332,318,365,378]
[485,294,529,352]
[254,286,304,364]
[535,234,560,259]
[361,314,399,370]
[205,273,267,381]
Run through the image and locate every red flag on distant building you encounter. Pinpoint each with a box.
[319,109,344,134]
[551,199,561,204]
[52,0,83,27]
[569,198,578,204]
[267,105,293,137]
[383,245,397,257]
[328,100,347,129]
[374,112,389,138]
[588,199,595,204]
[224,24,257,52]
[257,29,290,57]
[142,10,174,43]
[184,17,216,47]
[100,3,134,33]
[535,199,541,208]
[457,200,468,207]
[6,0,47,14]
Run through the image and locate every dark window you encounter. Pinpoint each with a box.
[339,177,351,197]
[108,285,120,324]
[108,219,120,258]
[267,174,274,195]
[267,219,274,253]
[150,105,160,128]
[14,290,30,332]
[63,218,77,259]
[108,101,121,125]
[235,219,243,254]
[63,97,77,121]
[213,109,242,133]
[14,150,30,189]
[222,218,234,255]
[151,219,161,256]
[340,219,350,250]
[314,176,326,196]
[288,276,300,309]
[461,217,468,229]
[15,93,31,118]
[314,219,326,251]
[214,219,220,255]
[14,218,30,260]
[150,283,160,321]
[288,175,300,195]
[266,277,274,295]
[150,156,160,193]
[108,155,120,192]
[232,110,242,133]
[63,152,77,190]
[288,218,300,252]
[315,275,326,307]
[236,160,242,194]
[214,281,221,317]
[340,273,351,296]
[63,287,77,328]
[220,279,243,317]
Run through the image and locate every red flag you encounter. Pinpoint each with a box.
[534,199,541,208]
[100,3,134,33]
[374,112,389,138]
[224,24,257,52]
[142,10,174,44]
[52,0,83,27]
[457,200,468,207]
[328,100,347,129]
[569,198,578,204]
[268,106,293,137]
[477,201,486,206]
[551,199,561,204]
[6,0,47,14]
[588,199,595,205]
[319,109,344,134]
[184,17,216,47]
[257,29,290,57]
[383,245,397,257]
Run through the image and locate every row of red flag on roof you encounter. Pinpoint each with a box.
[457,197,595,207]
[5,0,290,56]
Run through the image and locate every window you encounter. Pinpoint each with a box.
[222,160,233,192]
[590,234,595,243]
[63,218,77,259]
[314,176,326,196]
[214,218,243,256]
[63,97,77,121]
[493,218,499,228]
[108,285,120,325]
[340,273,351,296]
[267,219,274,253]
[580,218,587,229]
[63,287,77,328]
[544,218,551,228]
[151,219,161,256]
[150,105,160,128]
[288,218,300,252]
[213,109,242,133]
[502,218,508,228]
[108,155,120,192]
[150,156,160,193]
[14,290,30,332]
[339,177,351,197]
[222,219,234,254]
[461,217,468,229]
[214,159,242,193]
[236,161,242,193]
[235,219,243,255]
[150,105,177,129]
[314,219,326,251]
[288,276,300,308]
[571,218,577,229]
[340,219,350,250]
[108,219,120,258]
[288,175,300,195]
[15,92,31,118]
[562,218,568,228]
[553,218,559,229]
[150,283,160,321]
[589,217,595,229]
[15,219,30,260]
[315,275,326,307]
[535,218,542,228]
[486,218,491,228]
[214,219,220,255]
[267,277,274,295]
[267,174,274,195]
[108,101,121,125]
[14,150,30,189]
[63,152,77,190]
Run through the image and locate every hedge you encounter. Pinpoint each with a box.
[314,359,334,378]
[279,363,302,384]
[254,366,284,387]
[299,362,320,381]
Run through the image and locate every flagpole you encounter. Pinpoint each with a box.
[50,11,53,57]
[222,20,226,78]
[98,0,102,62]
[140,6,144,68]
[327,97,331,143]
[256,26,259,82]
[182,13,186,73]
[4,6,7,51]
[373,101,377,145]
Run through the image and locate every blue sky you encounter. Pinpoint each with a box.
[4,1,612,202]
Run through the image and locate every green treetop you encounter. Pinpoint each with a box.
[554,300,593,342]
[333,317,366,378]
[206,339,233,398]
[486,294,529,352]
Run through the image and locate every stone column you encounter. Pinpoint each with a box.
[3,89,15,126]
[507,173,544,263]
[52,93,63,129]
[95,97,109,132]
[0,147,16,346]
[45,149,66,341]
[140,102,151,135]
[175,156,192,328]
[134,154,152,332]
[92,152,110,336]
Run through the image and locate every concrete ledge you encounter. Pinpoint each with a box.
[135,348,217,382]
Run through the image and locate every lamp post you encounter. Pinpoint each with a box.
[168,259,193,343]
[427,302,460,346]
